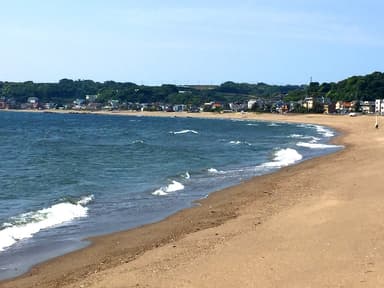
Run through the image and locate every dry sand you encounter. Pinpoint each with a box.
[2,111,384,288]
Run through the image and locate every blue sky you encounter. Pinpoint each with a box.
[1,0,383,85]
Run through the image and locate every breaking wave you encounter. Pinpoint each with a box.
[229,140,252,146]
[296,142,342,149]
[295,123,335,138]
[207,168,225,174]
[170,130,199,135]
[0,195,94,252]
[261,148,303,168]
[315,125,335,137]
[152,181,185,196]
[289,134,304,138]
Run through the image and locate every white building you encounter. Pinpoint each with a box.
[303,97,314,110]
[247,99,257,110]
[375,99,384,115]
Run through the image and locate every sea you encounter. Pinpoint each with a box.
[0,111,342,280]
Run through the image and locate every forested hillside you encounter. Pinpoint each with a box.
[286,72,384,102]
[1,72,383,105]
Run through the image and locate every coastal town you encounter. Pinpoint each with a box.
[1,71,384,116]
[0,72,384,114]
[2,93,384,115]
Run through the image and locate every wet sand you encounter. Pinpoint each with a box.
[2,112,384,287]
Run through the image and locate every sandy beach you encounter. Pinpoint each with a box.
[2,111,384,287]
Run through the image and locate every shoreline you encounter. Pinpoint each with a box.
[2,111,382,287]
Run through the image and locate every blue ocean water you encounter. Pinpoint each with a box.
[0,111,341,279]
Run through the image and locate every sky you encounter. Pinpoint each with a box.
[1,0,384,85]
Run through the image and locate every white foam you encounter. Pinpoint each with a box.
[152,181,185,196]
[184,172,191,179]
[310,137,321,143]
[314,125,335,137]
[229,140,251,146]
[289,134,304,138]
[77,194,94,206]
[296,142,341,149]
[208,168,219,173]
[268,123,280,127]
[296,123,314,129]
[0,195,93,252]
[295,123,335,137]
[289,134,320,143]
[207,168,225,174]
[261,148,303,168]
[152,189,168,196]
[171,130,199,135]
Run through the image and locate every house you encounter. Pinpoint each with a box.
[323,103,336,114]
[247,99,258,110]
[302,97,314,110]
[202,102,223,112]
[27,97,39,104]
[375,99,384,115]
[188,106,200,113]
[317,97,335,114]
[43,102,56,109]
[335,101,343,112]
[27,97,39,109]
[140,103,162,111]
[173,104,187,112]
[300,96,333,113]
[335,101,353,114]
[271,100,288,113]
[127,102,141,111]
[360,101,375,114]
[73,99,85,110]
[203,102,214,111]
[86,102,102,110]
[212,102,223,110]
[140,103,149,111]
[248,98,270,112]
[229,102,247,112]
[109,100,119,110]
